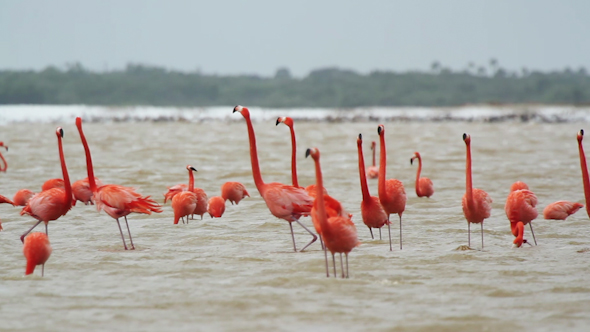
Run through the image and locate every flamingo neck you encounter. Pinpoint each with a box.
[378,132,388,200]
[243,113,265,191]
[357,141,371,201]
[513,222,524,247]
[313,155,330,237]
[57,134,73,211]
[465,142,474,210]
[77,122,98,193]
[415,156,423,197]
[188,170,195,192]
[0,152,6,171]
[578,139,590,216]
[372,145,376,167]
[288,124,299,188]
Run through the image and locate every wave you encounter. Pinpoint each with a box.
[0,104,589,124]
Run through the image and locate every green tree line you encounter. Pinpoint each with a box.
[0,62,589,107]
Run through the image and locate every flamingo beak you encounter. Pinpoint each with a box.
[276,118,281,126]
[410,158,414,165]
[305,148,311,158]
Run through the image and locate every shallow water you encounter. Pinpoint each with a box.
[1,115,590,331]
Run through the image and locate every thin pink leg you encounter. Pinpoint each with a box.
[116,218,128,250]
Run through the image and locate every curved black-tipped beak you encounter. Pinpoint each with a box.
[410,158,414,165]
[358,133,362,140]
[59,128,64,138]
[276,118,281,126]
[189,166,198,172]
[462,133,467,140]
[377,126,382,135]
[524,239,533,247]
[233,105,239,113]
[305,148,311,158]
[581,129,585,136]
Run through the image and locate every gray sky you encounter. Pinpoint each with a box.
[1,0,589,77]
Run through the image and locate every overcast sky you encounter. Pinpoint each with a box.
[1,0,589,77]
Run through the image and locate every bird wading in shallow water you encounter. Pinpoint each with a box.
[410,152,434,198]
[505,181,538,247]
[23,232,52,276]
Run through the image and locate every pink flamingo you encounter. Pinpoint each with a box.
[23,232,52,276]
[505,181,538,246]
[13,189,35,206]
[72,177,104,205]
[0,141,8,172]
[172,166,199,224]
[543,201,583,220]
[410,152,434,198]
[377,124,407,250]
[76,117,162,250]
[41,178,64,191]
[276,116,327,198]
[221,181,249,205]
[357,134,388,239]
[207,196,226,218]
[307,147,359,278]
[20,127,73,242]
[366,141,379,179]
[577,129,590,219]
[461,133,492,249]
[235,106,316,252]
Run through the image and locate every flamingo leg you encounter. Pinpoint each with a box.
[340,253,344,278]
[319,234,325,250]
[399,214,403,250]
[124,216,135,250]
[288,222,297,252]
[115,218,129,250]
[481,222,484,249]
[20,220,42,243]
[468,222,471,248]
[529,223,537,245]
[295,219,317,252]
[322,236,329,278]
[332,253,337,278]
[379,227,382,240]
[345,253,349,279]
[368,226,374,239]
[387,217,392,251]
[42,263,45,277]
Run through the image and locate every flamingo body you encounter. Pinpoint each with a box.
[172,191,198,224]
[221,181,249,205]
[13,189,35,206]
[164,183,188,203]
[72,177,103,205]
[23,232,52,276]
[543,201,583,220]
[208,196,226,218]
[505,188,538,225]
[42,178,64,191]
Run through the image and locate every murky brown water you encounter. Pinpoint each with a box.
[1,116,590,331]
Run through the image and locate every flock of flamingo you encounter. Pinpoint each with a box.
[1,105,589,279]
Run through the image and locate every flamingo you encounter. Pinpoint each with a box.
[207,196,226,218]
[72,177,104,205]
[307,147,359,278]
[171,166,199,225]
[0,141,7,172]
[0,194,15,206]
[76,117,162,250]
[221,181,249,205]
[366,141,379,179]
[510,181,529,192]
[20,127,73,242]
[41,178,64,191]
[164,184,187,203]
[461,133,492,249]
[377,124,407,250]
[543,201,583,220]
[276,116,327,199]
[13,189,35,206]
[577,129,590,219]
[234,105,316,252]
[23,232,52,276]
[356,134,388,239]
[505,182,538,246]
[410,152,434,198]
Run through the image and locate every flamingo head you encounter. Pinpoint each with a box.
[410,152,420,165]
[578,129,584,143]
[56,127,64,138]
[357,133,363,145]
[377,124,385,136]
[510,181,529,192]
[0,141,7,151]
[75,116,83,129]
[233,105,249,118]
[305,147,320,161]
[186,165,197,173]
[463,133,471,145]
[370,141,376,150]
[276,116,293,128]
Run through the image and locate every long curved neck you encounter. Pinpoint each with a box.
[357,141,371,201]
[288,124,299,188]
[513,222,524,247]
[188,170,195,192]
[378,132,388,200]
[244,113,265,191]
[415,156,423,196]
[372,145,376,167]
[578,139,590,216]
[0,152,6,171]
[57,134,72,211]
[465,142,474,210]
[76,121,98,193]
[313,155,330,236]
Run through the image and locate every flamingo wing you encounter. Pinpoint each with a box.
[21,188,70,221]
[543,201,583,220]
[262,183,313,221]
[505,189,538,224]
